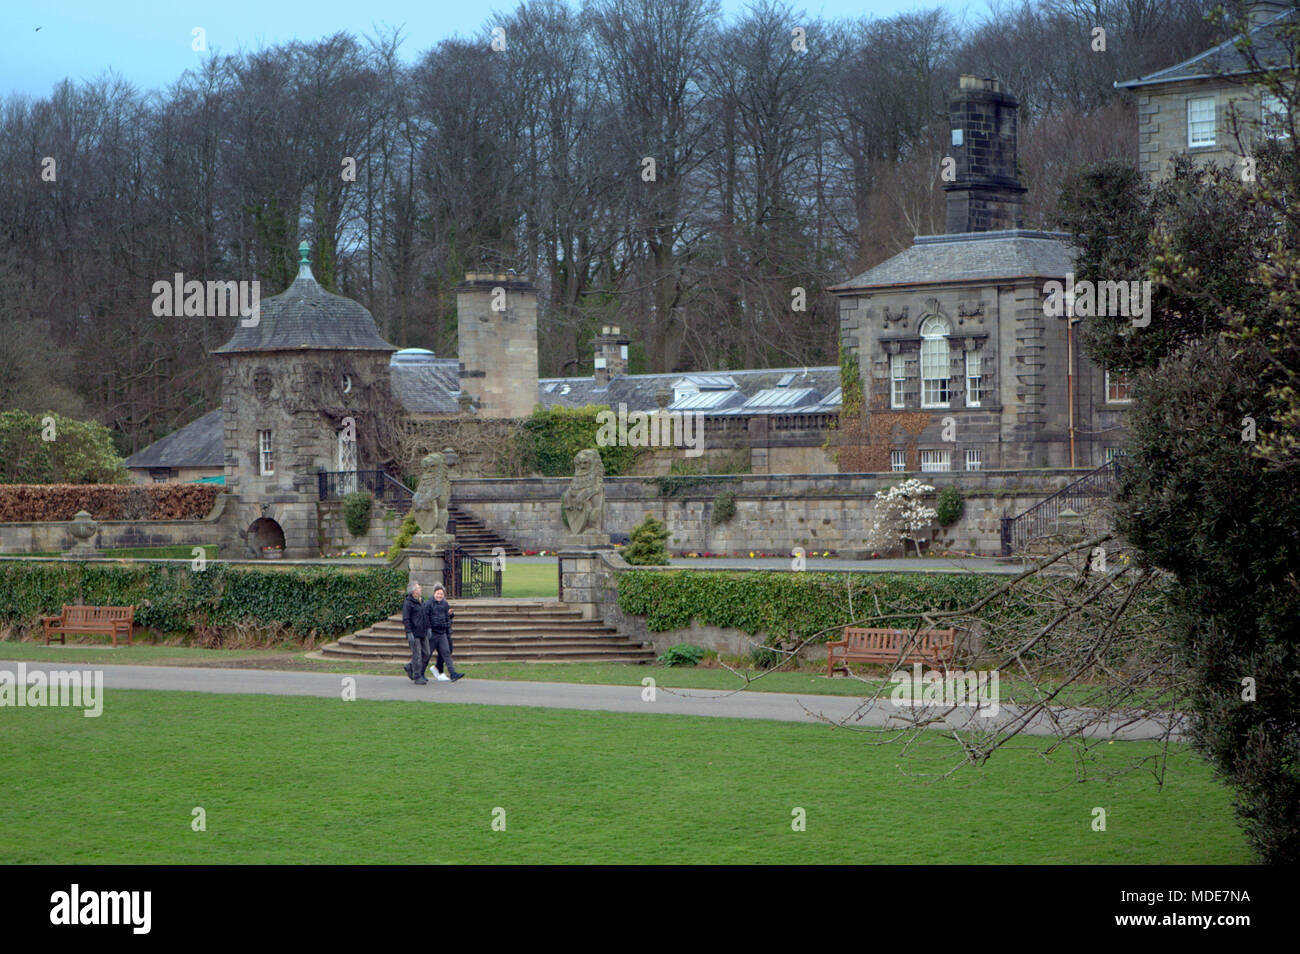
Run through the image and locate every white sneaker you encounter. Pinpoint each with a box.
[435,672,451,682]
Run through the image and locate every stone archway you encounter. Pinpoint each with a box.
[247,517,286,554]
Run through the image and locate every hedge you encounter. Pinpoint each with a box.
[0,561,405,641]
[617,570,1016,641]
[0,483,221,522]
[617,569,1174,658]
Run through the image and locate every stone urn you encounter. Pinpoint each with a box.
[66,510,100,557]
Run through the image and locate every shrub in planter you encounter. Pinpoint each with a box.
[343,491,374,537]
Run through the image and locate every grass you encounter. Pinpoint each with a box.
[0,689,1249,864]
[502,560,558,598]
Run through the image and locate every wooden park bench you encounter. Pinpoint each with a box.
[826,626,956,677]
[41,605,136,648]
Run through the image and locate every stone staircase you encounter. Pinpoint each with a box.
[447,504,522,558]
[319,599,655,664]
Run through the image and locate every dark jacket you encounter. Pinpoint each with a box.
[402,593,424,639]
[424,597,454,635]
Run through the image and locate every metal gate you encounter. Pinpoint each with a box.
[442,546,502,599]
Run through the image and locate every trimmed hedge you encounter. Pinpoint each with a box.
[617,569,1175,660]
[618,570,1014,641]
[0,483,221,522]
[0,560,405,641]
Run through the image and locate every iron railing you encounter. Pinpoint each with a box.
[317,470,414,509]
[442,545,502,599]
[999,458,1122,556]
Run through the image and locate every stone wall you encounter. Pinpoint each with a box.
[316,500,404,555]
[453,468,1094,556]
[0,493,236,554]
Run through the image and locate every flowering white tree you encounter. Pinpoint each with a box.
[866,479,938,557]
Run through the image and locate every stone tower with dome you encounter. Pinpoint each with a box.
[212,242,397,558]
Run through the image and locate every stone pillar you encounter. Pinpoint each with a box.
[558,548,606,619]
[456,272,538,419]
[405,536,454,594]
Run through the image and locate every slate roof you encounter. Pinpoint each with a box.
[123,409,224,470]
[537,366,841,415]
[1117,9,1296,89]
[828,229,1075,291]
[212,259,396,355]
[390,358,463,414]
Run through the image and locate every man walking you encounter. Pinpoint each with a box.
[423,583,464,682]
[401,581,431,685]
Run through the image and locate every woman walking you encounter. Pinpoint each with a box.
[423,583,464,682]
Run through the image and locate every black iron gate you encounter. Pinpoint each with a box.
[442,546,502,599]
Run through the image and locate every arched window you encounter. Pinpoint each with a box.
[920,315,951,408]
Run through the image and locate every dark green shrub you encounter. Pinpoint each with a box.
[658,643,705,667]
[625,513,670,565]
[0,560,404,642]
[343,491,373,537]
[517,405,642,476]
[711,491,736,526]
[935,487,964,527]
[0,410,132,485]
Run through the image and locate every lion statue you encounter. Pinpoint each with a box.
[410,451,451,537]
[561,449,605,536]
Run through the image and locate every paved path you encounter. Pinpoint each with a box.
[1,659,1181,741]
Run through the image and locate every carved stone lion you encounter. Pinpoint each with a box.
[410,451,451,537]
[561,449,605,536]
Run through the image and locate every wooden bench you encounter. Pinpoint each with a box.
[41,605,136,647]
[827,626,956,676]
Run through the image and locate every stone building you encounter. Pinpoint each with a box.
[211,243,397,557]
[829,76,1129,472]
[1117,2,1294,180]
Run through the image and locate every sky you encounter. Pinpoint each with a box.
[2,0,984,100]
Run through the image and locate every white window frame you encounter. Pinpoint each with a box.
[920,449,951,473]
[965,350,982,408]
[890,354,906,409]
[1188,97,1216,147]
[1262,92,1290,140]
[920,315,951,409]
[965,448,982,471]
[1106,369,1134,404]
[258,430,274,476]
[890,450,907,473]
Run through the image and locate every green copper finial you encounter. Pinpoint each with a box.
[298,241,310,265]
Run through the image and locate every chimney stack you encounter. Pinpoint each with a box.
[593,325,629,387]
[455,272,538,419]
[945,75,1027,234]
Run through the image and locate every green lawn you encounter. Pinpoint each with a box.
[0,690,1249,864]
[501,560,558,597]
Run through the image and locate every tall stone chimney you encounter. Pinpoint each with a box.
[592,325,629,387]
[455,272,539,419]
[945,75,1027,234]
